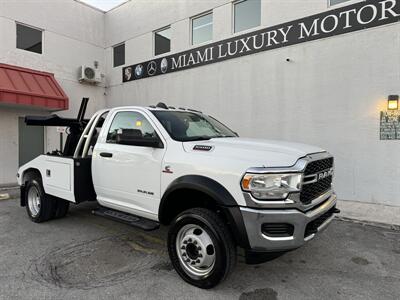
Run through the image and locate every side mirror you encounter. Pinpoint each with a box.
[116,130,163,148]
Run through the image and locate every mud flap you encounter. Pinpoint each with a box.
[20,184,26,207]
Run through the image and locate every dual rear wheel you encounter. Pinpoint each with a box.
[25,173,69,223]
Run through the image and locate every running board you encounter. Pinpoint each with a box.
[92,207,160,231]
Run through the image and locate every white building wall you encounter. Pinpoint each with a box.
[0,0,107,185]
[0,107,22,186]
[104,0,400,207]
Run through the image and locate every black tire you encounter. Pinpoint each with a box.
[53,197,70,219]
[48,196,69,219]
[167,208,236,289]
[25,174,55,223]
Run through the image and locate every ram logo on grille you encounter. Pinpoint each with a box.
[317,168,334,181]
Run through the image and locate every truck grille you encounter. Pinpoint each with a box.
[304,157,334,176]
[300,157,334,204]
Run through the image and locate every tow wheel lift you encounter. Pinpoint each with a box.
[25,97,90,156]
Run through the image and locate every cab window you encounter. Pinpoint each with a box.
[151,111,237,142]
[106,111,157,144]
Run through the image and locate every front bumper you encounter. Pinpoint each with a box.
[240,193,337,252]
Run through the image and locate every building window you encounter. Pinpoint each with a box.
[234,0,261,33]
[113,43,125,67]
[16,23,42,54]
[329,0,350,5]
[191,12,213,45]
[154,27,171,56]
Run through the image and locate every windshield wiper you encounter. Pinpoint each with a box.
[210,135,235,139]
[183,136,212,142]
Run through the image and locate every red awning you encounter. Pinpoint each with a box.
[0,63,68,111]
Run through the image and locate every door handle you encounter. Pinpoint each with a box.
[100,152,113,158]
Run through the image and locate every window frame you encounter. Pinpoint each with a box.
[15,22,44,55]
[232,0,262,34]
[113,42,125,68]
[153,26,171,57]
[105,110,164,147]
[190,11,213,46]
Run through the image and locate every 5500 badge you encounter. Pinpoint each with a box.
[123,0,400,82]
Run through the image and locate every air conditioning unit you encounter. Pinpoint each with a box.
[78,65,102,84]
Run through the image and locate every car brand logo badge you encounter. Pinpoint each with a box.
[160,58,168,74]
[124,67,133,81]
[135,64,144,78]
[317,168,334,181]
[147,61,157,76]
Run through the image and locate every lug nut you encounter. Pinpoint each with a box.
[191,261,196,265]
[196,259,200,263]
[198,254,203,258]
[186,259,190,262]
[188,238,192,243]
[182,253,187,256]
[183,240,188,244]
[193,241,197,245]
[197,247,201,251]
[181,246,186,250]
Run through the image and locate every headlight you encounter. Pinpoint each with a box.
[241,173,303,200]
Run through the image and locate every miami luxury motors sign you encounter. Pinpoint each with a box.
[123,0,400,82]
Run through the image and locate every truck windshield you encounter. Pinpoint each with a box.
[151,111,237,142]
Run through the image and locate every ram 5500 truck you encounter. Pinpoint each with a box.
[17,99,339,288]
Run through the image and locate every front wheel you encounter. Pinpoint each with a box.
[167,208,236,289]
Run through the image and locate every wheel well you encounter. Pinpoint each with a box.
[159,188,252,249]
[159,188,224,225]
[23,168,42,183]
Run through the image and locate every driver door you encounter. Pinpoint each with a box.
[92,110,165,218]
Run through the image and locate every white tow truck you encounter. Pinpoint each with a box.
[17,99,339,288]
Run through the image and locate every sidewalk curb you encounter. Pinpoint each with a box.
[336,216,400,231]
[337,199,400,228]
[0,186,19,200]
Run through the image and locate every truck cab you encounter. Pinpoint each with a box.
[17,100,339,288]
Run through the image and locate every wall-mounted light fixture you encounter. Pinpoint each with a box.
[388,95,399,110]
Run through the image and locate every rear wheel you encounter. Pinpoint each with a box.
[25,174,55,223]
[52,197,70,219]
[167,208,236,289]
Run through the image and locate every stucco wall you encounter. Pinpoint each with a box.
[104,0,400,207]
[0,0,106,184]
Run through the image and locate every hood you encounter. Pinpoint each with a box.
[182,137,325,168]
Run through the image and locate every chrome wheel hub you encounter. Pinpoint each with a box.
[27,186,41,217]
[176,224,216,278]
